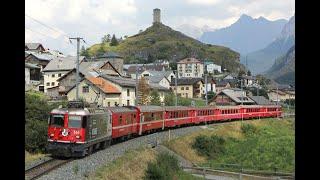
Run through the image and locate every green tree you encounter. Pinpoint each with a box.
[164,92,175,106]
[25,92,67,153]
[138,77,151,105]
[110,34,119,46]
[97,45,105,56]
[207,91,216,101]
[150,90,161,105]
[169,63,177,71]
[80,45,90,58]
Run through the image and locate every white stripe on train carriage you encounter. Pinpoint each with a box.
[112,123,138,129]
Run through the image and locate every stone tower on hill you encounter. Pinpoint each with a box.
[153,8,161,24]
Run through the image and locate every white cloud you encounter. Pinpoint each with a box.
[25,0,294,55]
[186,0,220,5]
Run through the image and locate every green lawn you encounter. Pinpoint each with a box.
[164,118,295,173]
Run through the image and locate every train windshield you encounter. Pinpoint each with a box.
[50,114,64,127]
[68,115,82,128]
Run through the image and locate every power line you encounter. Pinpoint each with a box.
[25,14,72,43]
[25,26,75,47]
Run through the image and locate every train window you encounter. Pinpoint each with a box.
[151,113,154,120]
[50,114,64,127]
[82,116,87,128]
[68,115,82,128]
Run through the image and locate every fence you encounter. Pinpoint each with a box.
[183,164,294,180]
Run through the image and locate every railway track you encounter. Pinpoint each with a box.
[25,158,73,180]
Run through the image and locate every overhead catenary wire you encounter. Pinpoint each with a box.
[25,26,75,48]
[25,14,69,38]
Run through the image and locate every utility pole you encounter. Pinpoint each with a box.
[276,85,279,118]
[205,74,208,106]
[241,79,243,123]
[135,62,139,106]
[69,37,84,101]
[175,70,178,106]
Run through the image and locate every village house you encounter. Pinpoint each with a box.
[177,57,204,78]
[170,78,204,98]
[66,76,122,107]
[140,70,175,89]
[25,52,55,71]
[47,61,121,99]
[126,64,168,79]
[42,56,86,93]
[25,63,42,91]
[215,80,231,93]
[205,61,222,74]
[267,89,295,102]
[249,96,274,105]
[94,52,124,75]
[200,76,217,94]
[210,88,255,106]
[240,75,257,87]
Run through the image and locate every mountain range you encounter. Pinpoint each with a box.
[243,15,295,74]
[265,45,295,85]
[199,14,287,54]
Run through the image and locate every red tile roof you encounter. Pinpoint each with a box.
[87,77,120,94]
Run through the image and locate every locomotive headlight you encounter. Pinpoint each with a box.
[76,135,80,139]
[50,133,54,137]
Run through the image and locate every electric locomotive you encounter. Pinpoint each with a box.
[47,101,112,157]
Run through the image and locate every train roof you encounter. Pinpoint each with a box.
[51,108,90,116]
[137,105,165,112]
[164,106,195,111]
[106,106,137,113]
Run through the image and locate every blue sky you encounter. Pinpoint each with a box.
[25,0,295,55]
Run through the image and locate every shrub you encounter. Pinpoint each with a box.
[192,135,226,159]
[144,152,180,180]
[25,119,48,153]
[25,92,67,153]
[241,124,258,136]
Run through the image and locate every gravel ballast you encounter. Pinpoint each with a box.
[39,126,204,180]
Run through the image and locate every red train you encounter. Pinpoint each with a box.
[47,101,281,157]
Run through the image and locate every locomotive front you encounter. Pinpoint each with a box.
[47,107,89,157]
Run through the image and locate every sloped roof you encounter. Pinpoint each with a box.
[87,77,120,94]
[42,56,85,72]
[170,78,203,86]
[216,80,230,87]
[25,43,43,50]
[102,75,137,87]
[218,88,255,104]
[177,57,202,64]
[127,64,167,75]
[249,96,274,105]
[27,53,55,61]
[146,75,164,83]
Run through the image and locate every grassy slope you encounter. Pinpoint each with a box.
[90,148,157,180]
[90,147,201,180]
[164,118,295,172]
[25,151,46,165]
[87,23,243,73]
